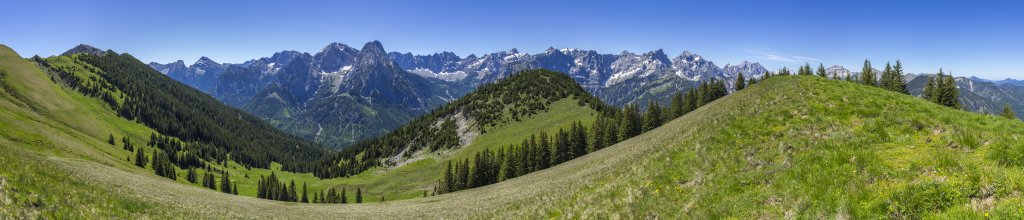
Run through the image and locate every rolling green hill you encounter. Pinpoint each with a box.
[3,41,1024,219]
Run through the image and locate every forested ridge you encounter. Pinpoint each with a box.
[34,52,328,172]
[310,70,616,178]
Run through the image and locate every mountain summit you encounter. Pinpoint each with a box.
[61,44,106,56]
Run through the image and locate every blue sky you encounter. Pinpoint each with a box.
[6,0,1024,79]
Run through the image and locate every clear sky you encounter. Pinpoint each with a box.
[5,0,1023,79]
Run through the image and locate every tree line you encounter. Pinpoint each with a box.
[436,79,730,194]
[310,70,616,179]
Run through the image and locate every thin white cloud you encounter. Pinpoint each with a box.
[741,49,818,63]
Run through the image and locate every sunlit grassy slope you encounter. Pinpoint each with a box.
[3,41,1024,218]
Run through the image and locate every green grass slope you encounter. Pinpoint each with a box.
[4,42,1024,219]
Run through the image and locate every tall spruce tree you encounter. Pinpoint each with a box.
[940,72,961,109]
[643,101,663,132]
[121,136,132,151]
[538,132,551,169]
[816,63,827,77]
[108,134,115,145]
[861,59,876,86]
[220,171,232,194]
[893,60,908,94]
[134,149,147,167]
[341,188,347,204]
[924,73,938,101]
[442,161,454,193]
[618,104,642,140]
[186,167,197,183]
[880,62,898,92]
[356,188,363,203]
[288,180,297,202]
[735,73,746,91]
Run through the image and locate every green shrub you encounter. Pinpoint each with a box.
[885,182,966,219]
[952,129,979,149]
[990,140,1024,167]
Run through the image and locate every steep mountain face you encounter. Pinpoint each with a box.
[670,51,724,82]
[388,51,466,81]
[907,74,1024,119]
[239,41,468,148]
[212,50,303,107]
[389,47,760,106]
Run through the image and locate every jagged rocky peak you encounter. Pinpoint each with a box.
[314,42,359,73]
[194,56,220,66]
[543,47,564,55]
[357,41,392,65]
[674,51,703,62]
[642,49,671,64]
[61,44,106,56]
[269,50,303,63]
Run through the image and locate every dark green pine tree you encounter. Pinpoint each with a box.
[880,62,897,92]
[341,188,347,204]
[735,73,746,91]
[816,63,827,77]
[924,72,938,101]
[537,132,552,169]
[860,59,877,86]
[203,172,217,190]
[458,159,470,190]
[186,167,197,183]
[442,161,454,193]
[134,149,147,167]
[642,101,663,132]
[893,60,908,94]
[326,188,337,203]
[571,121,588,159]
[122,136,133,151]
[288,180,297,202]
[800,63,813,75]
[554,128,570,164]
[939,72,961,109]
[1003,104,1016,119]
[356,188,363,203]
[220,171,232,194]
[669,91,684,118]
[233,182,238,195]
[108,134,115,145]
[588,117,607,151]
[257,177,265,198]
[497,147,512,181]
[618,104,642,140]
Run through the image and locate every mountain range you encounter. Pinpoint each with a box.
[148,42,771,147]
[148,41,1023,148]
